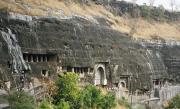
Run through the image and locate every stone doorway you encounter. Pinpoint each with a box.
[94,64,107,86]
[119,80,126,88]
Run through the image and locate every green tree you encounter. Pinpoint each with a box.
[38,100,54,109]
[100,92,116,109]
[52,72,116,109]
[55,100,70,109]
[80,85,102,109]
[53,72,80,109]
[8,91,35,109]
[151,5,165,21]
[165,94,180,109]
[140,4,151,19]
[80,85,116,109]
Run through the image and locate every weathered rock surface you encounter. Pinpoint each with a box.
[0,12,179,92]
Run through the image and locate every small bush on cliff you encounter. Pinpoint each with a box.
[8,91,35,109]
[140,4,151,19]
[151,5,165,21]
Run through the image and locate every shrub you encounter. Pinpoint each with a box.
[52,72,117,109]
[140,4,151,19]
[118,96,132,109]
[8,91,35,109]
[165,94,180,109]
[80,85,102,109]
[80,85,116,109]
[55,100,70,109]
[151,5,165,21]
[53,72,81,109]
[38,100,54,109]
[100,92,116,109]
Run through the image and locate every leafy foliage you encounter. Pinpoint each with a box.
[139,4,165,21]
[55,100,70,109]
[80,85,116,109]
[38,100,54,109]
[80,85,102,109]
[118,96,132,109]
[52,72,116,109]
[151,5,165,21]
[99,92,117,109]
[8,91,35,109]
[140,4,151,19]
[165,94,180,109]
[53,72,81,109]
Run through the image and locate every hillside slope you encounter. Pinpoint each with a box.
[0,0,180,40]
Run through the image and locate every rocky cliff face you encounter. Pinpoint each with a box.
[0,11,179,93]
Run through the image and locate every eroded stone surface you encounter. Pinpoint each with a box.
[0,12,179,93]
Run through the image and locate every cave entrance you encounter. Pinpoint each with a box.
[120,82,126,87]
[118,76,129,89]
[98,67,105,85]
[119,81,126,88]
[41,70,48,77]
[94,65,107,86]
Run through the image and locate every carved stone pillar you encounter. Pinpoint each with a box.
[36,55,38,62]
[30,55,33,62]
[40,56,43,62]
[72,67,74,72]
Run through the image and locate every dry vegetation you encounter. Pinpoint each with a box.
[1,0,180,40]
